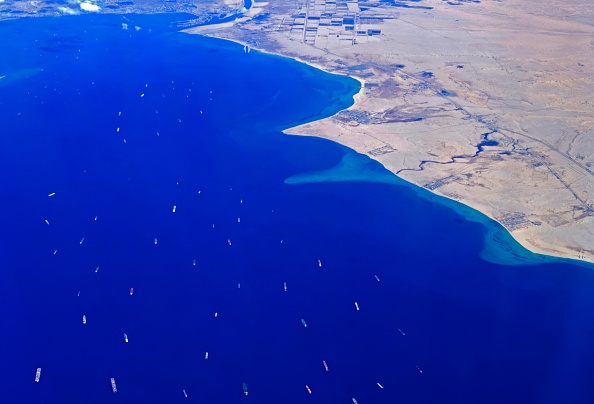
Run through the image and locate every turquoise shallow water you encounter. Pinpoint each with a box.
[1,12,594,404]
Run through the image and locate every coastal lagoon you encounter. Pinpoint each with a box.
[1,13,594,403]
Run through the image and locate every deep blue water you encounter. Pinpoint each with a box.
[1,13,594,404]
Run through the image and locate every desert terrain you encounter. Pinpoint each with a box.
[186,0,594,262]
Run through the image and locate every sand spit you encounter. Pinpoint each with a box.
[185,0,594,264]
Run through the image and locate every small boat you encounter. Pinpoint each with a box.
[130,287,134,296]
[154,238,158,245]
[322,360,328,372]
[237,217,241,223]
[301,318,307,328]
[416,365,423,374]
[48,192,56,197]
[317,259,322,267]
[94,215,98,221]
[237,283,241,289]
[214,312,218,318]
[82,315,87,325]
[124,333,128,343]
[111,377,117,393]
[352,398,358,404]
[53,250,57,255]
[374,274,380,282]
[95,266,99,273]
[227,239,232,246]
[205,352,209,359]
[355,302,360,311]
[35,368,41,382]
[305,385,312,394]
[77,291,80,297]
[398,328,405,336]
[283,282,287,292]
[377,382,384,389]
[242,382,248,396]
[172,205,176,213]
[44,219,49,225]
[79,237,85,245]
[183,389,188,398]
[193,259,196,266]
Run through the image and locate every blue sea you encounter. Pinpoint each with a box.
[1,13,594,404]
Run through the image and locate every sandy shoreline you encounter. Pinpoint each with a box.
[183,0,594,265]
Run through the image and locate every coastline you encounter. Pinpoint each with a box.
[182,25,368,94]
[6,13,594,404]
[181,1,594,266]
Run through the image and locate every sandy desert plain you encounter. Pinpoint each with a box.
[5,0,591,263]
[186,0,594,263]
